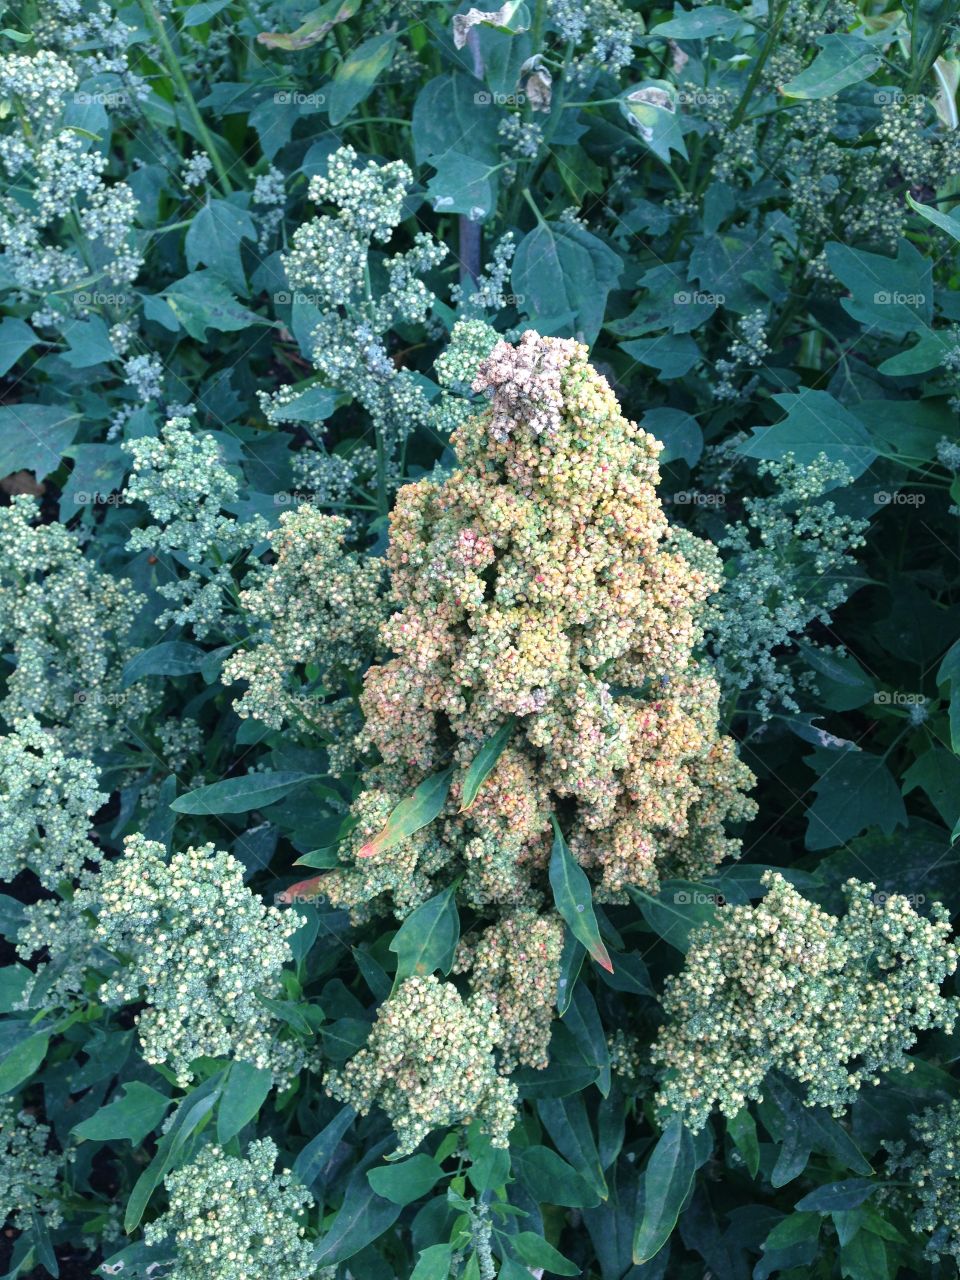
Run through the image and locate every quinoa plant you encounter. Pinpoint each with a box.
[4,0,960,1277]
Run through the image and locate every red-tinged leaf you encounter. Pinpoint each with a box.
[278,875,325,905]
[548,817,614,973]
[358,767,453,859]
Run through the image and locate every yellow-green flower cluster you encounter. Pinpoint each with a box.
[652,872,958,1132]
[0,716,104,889]
[326,975,518,1155]
[887,1100,960,1263]
[88,835,303,1086]
[223,507,384,758]
[325,332,755,915]
[144,1138,314,1280]
[454,911,564,1071]
[0,495,153,752]
[0,1100,63,1230]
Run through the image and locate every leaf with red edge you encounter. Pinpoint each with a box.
[357,767,454,859]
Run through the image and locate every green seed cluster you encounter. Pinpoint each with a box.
[326,975,518,1155]
[123,417,266,638]
[886,1100,960,1263]
[0,715,104,888]
[88,835,304,1085]
[454,910,564,1071]
[144,1138,314,1280]
[0,495,153,753]
[653,872,958,1131]
[224,506,384,753]
[0,1100,63,1230]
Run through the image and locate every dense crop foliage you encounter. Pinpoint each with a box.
[5,0,960,1276]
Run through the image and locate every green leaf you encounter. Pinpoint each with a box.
[840,1227,888,1279]
[186,199,257,293]
[632,1117,697,1264]
[727,1107,760,1177]
[410,1244,455,1280]
[549,817,613,973]
[155,271,262,341]
[767,1076,872,1186]
[460,718,516,810]
[216,1061,273,1144]
[651,6,747,38]
[795,1179,878,1212]
[906,192,960,242]
[294,1105,356,1188]
[938,638,960,752]
[124,1082,222,1231]
[313,1166,402,1264]
[620,334,700,379]
[781,33,883,99]
[641,407,703,466]
[620,81,688,164]
[512,221,622,346]
[737,390,877,478]
[0,317,37,375]
[537,1094,608,1200]
[122,641,208,686]
[511,1231,579,1276]
[389,884,460,984]
[170,771,320,814]
[826,239,932,337]
[514,1144,601,1207]
[358,767,453,858]
[0,1032,49,1093]
[903,748,960,830]
[425,151,496,221]
[367,1154,442,1204]
[0,404,80,480]
[73,1083,171,1145]
[630,880,719,952]
[183,0,233,24]
[805,748,907,851]
[327,32,396,125]
[61,314,115,368]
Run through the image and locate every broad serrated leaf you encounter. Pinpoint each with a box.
[73,1083,171,1145]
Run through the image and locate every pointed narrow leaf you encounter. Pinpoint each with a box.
[633,1117,697,1264]
[216,1061,273,1144]
[358,767,453,858]
[548,817,613,973]
[460,717,517,810]
[170,771,319,814]
[389,884,460,984]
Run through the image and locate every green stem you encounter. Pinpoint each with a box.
[143,0,234,194]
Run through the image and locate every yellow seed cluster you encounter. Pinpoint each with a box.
[330,332,755,911]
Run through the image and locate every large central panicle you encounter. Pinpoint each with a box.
[322,331,756,918]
